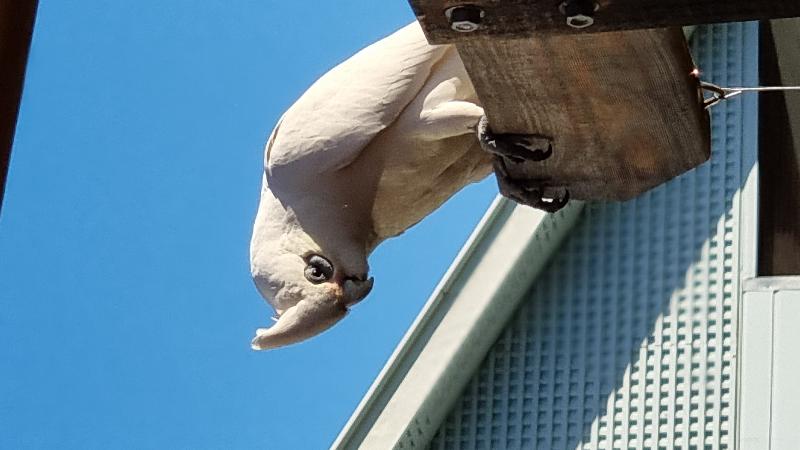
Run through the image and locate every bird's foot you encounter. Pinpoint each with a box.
[477,115,553,163]
[492,158,570,213]
[479,115,569,212]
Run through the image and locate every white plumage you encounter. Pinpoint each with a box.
[250,22,491,350]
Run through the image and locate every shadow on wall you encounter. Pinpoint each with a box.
[429,21,755,450]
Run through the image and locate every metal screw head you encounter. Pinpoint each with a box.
[559,0,599,29]
[566,14,594,28]
[445,5,484,33]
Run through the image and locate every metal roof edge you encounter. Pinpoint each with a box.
[332,198,585,449]
[742,276,800,292]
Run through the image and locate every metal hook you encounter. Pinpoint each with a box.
[700,82,737,109]
[699,81,800,109]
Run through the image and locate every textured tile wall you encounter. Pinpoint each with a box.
[426,22,759,450]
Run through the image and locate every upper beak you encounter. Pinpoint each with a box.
[342,276,374,307]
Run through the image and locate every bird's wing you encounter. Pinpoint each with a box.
[265,22,449,177]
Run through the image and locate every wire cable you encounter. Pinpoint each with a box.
[700,81,800,109]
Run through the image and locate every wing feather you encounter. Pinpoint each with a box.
[265,22,448,177]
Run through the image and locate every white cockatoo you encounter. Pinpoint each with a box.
[250,22,564,350]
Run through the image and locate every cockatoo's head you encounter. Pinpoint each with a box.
[249,204,374,350]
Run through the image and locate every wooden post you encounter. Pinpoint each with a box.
[409,1,800,200]
[758,19,800,275]
[0,0,38,216]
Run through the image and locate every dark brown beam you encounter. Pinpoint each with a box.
[0,0,38,217]
[456,27,709,200]
[410,0,800,44]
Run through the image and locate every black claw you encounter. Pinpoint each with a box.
[477,115,554,163]
[527,144,553,162]
[531,188,570,213]
[492,155,569,213]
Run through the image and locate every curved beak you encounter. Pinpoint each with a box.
[251,296,347,350]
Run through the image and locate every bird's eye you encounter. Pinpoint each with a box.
[304,254,334,284]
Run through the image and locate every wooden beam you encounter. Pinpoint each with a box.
[410,0,800,43]
[457,27,709,200]
[0,0,38,216]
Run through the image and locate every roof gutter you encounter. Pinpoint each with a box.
[332,197,584,449]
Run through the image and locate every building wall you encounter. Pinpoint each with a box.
[738,278,800,449]
[427,22,759,450]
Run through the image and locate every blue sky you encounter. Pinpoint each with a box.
[0,1,497,448]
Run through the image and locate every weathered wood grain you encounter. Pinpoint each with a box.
[0,0,38,216]
[410,0,800,43]
[457,27,709,200]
